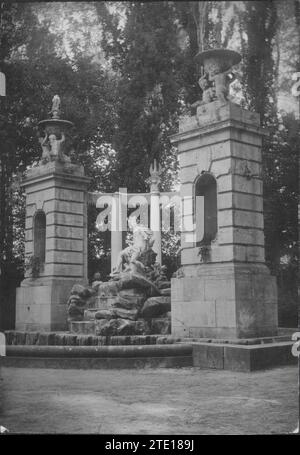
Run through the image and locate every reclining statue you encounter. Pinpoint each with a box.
[112,219,156,276]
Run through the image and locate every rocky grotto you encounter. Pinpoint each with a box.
[67,221,171,336]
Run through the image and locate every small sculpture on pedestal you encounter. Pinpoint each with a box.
[194,48,241,106]
[50,94,61,119]
[38,95,74,165]
[208,64,236,104]
[198,71,215,104]
[38,131,70,164]
[39,133,51,164]
[48,132,70,162]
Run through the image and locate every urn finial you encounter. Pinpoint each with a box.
[148,159,161,192]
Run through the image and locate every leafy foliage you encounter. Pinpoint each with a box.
[237,0,299,325]
[0,1,298,329]
[0,3,118,328]
[99,1,184,192]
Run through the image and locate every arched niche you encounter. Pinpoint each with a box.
[194,173,218,246]
[33,210,46,263]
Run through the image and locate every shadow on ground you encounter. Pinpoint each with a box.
[0,365,298,434]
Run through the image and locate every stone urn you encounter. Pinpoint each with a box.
[37,95,74,163]
[195,48,241,76]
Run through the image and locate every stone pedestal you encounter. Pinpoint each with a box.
[16,161,90,331]
[170,101,278,339]
[110,189,127,272]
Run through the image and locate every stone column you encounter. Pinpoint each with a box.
[149,160,162,264]
[16,161,90,331]
[16,95,91,331]
[110,190,126,272]
[170,101,278,339]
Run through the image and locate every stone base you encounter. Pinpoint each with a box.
[3,330,295,371]
[69,317,171,336]
[16,278,85,331]
[4,330,172,346]
[1,344,192,369]
[171,263,278,339]
[192,341,296,372]
[0,355,192,370]
[2,333,295,371]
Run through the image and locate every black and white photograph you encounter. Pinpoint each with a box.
[0,0,299,439]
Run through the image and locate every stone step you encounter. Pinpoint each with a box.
[70,317,171,336]
[3,331,297,372]
[1,337,296,372]
[0,355,192,369]
[4,330,176,347]
[192,341,297,371]
[4,343,192,358]
[0,344,193,369]
[181,335,294,345]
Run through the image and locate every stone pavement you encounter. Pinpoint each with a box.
[0,365,298,434]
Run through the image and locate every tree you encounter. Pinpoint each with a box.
[99,1,185,192]
[237,0,299,325]
[0,3,119,329]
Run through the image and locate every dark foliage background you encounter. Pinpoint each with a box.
[0,1,298,329]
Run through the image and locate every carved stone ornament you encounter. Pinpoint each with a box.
[195,48,241,105]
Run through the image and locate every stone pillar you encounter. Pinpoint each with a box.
[150,193,162,264]
[110,191,126,272]
[170,101,278,339]
[149,160,162,264]
[16,95,91,331]
[16,161,90,331]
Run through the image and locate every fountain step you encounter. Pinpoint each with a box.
[69,317,171,336]
[0,355,192,370]
[1,344,192,369]
[3,331,296,371]
[4,330,176,347]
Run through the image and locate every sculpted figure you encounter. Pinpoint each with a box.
[48,132,70,162]
[208,64,236,103]
[39,133,51,164]
[199,72,215,104]
[112,221,155,275]
[48,132,63,158]
[191,72,215,111]
[195,49,241,107]
[51,94,61,118]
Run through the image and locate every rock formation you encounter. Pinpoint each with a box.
[67,222,171,336]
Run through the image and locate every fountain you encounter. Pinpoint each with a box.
[67,220,172,337]
[38,95,74,164]
[191,48,241,113]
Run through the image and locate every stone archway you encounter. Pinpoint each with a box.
[33,210,46,264]
[194,172,217,246]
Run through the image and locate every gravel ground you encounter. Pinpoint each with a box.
[0,365,298,434]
